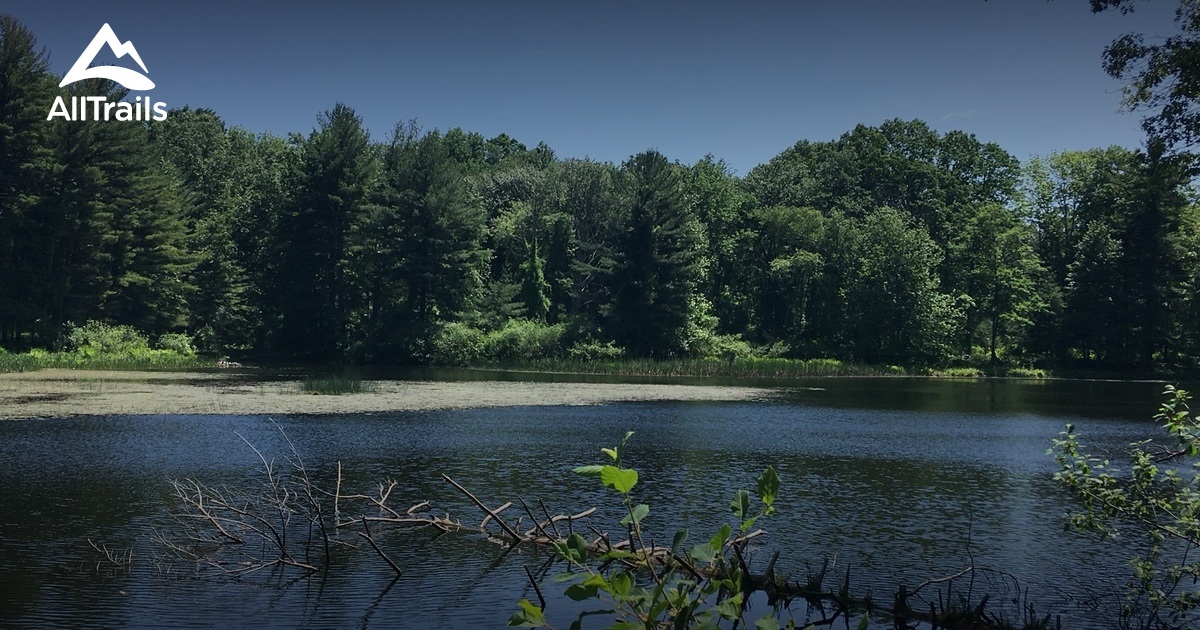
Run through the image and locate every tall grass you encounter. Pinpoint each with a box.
[298,376,375,395]
[484,356,908,378]
[0,350,213,374]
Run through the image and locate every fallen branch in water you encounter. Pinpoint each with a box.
[152,427,1061,630]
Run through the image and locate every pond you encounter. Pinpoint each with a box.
[0,373,1186,628]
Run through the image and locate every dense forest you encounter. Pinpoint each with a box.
[1,14,1198,371]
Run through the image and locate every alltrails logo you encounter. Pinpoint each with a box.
[47,23,168,122]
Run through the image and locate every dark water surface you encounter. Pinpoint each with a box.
[0,375,1187,628]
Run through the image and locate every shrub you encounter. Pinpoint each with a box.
[156,333,197,356]
[690,331,754,360]
[566,339,625,361]
[1053,386,1200,627]
[431,322,486,366]
[483,319,564,361]
[66,321,149,356]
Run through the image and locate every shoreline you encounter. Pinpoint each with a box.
[0,369,778,419]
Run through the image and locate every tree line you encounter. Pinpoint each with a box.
[1,14,1197,371]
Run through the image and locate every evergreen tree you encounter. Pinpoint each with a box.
[559,158,621,324]
[151,108,257,352]
[0,15,55,345]
[607,150,704,357]
[274,104,377,358]
[366,125,487,359]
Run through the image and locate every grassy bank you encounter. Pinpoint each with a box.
[473,357,1060,379]
[479,356,908,378]
[0,321,215,374]
[0,350,215,374]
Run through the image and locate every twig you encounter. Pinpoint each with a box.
[908,566,974,598]
[524,564,547,610]
[359,518,402,576]
[334,461,342,525]
[520,498,554,540]
[442,474,524,544]
[539,499,561,539]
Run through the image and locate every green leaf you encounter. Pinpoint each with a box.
[620,503,650,526]
[754,615,782,630]
[855,611,870,630]
[601,447,619,461]
[610,571,633,597]
[689,542,716,564]
[670,528,689,556]
[714,592,744,620]
[597,549,635,561]
[507,599,546,627]
[710,523,732,551]
[600,465,638,494]
[757,466,780,509]
[730,489,751,519]
[573,464,604,476]
[567,532,589,562]
[565,582,599,601]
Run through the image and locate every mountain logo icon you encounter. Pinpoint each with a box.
[60,23,155,90]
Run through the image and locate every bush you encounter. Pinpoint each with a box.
[156,333,196,356]
[431,322,486,366]
[567,340,626,361]
[1053,386,1200,627]
[483,319,564,361]
[66,321,150,356]
[690,331,754,360]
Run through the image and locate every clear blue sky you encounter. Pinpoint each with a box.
[7,0,1182,174]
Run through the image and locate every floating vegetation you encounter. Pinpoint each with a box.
[298,376,375,395]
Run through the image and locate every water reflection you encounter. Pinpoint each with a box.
[0,377,1175,627]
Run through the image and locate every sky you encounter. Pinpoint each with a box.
[7,0,1184,174]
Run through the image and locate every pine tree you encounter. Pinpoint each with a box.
[0,15,55,345]
[274,104,378,358]
[366,126,487,359]
[607,150,704,357]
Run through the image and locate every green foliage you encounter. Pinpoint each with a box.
[67,321,151,355]
[484,319,565,362]
[567,339,626,361]
[608,150,706,358]
[430,320,566,365]
[431,322,487,366]
[514,433,791,629]
[496,355,906,378]
[0,15,1195,373]
[274,103,378,358]
[1024,147,1193,368]
[1052,386,1200,627]
[0,321,208,373]
[689,332,754,361]
[842,208,959,364]
[155,333,197,357]
[1093,0,1200,150]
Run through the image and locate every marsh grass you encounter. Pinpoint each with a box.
[298,376,376,395]
[485,356,908,378]
[0,350,213,373]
